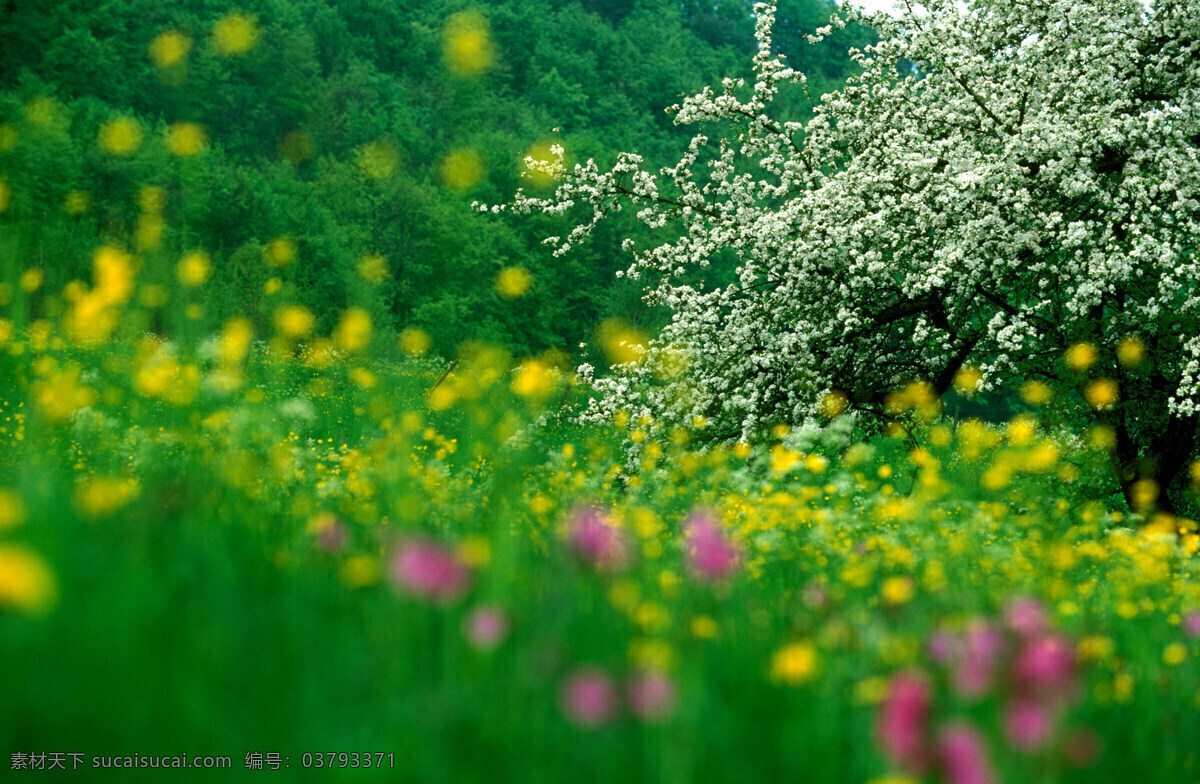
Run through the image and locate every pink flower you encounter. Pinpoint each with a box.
[566,506,630,571]
[684,509,739,581]
[464,605,510,650]
[1013,634,1075,697]
[936,722,997,784]
[1003,699,1053,752]
[389,539,471,603]
[876,670,932,771]
[627,670,677,722]
[927,630,956,664]
[952,622,1005,698]
[560,668,618,727]
[1183,610,1200,638]
[1006,597,1048,637]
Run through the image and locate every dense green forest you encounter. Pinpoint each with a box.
[0,0,869,357]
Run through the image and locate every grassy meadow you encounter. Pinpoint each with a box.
[0,274,1198,782]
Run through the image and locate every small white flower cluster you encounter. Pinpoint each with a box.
[502,0,1200,463]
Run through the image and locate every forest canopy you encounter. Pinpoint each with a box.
[0,0,869,358]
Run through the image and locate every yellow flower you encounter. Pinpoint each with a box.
[357,139,399,179]
[138,185,167,213]
[1117,335,1144,367]
[770,444,801,475]
[691,615,718,639]
[75,477,138,518]
[1065,342,1098,370]
[212,12,259,56]
[495,266,532,298]
[63,190,89,214]
[1077,635,1114,661]
[853,676,891,705]
[264,237,297,267]
[165,123,208,157]
[880,575,916,606]
[136,214,164,251]
[456,536,492,568]
[32,366,97,420]
[820,390,848,417]
[522,139,563,187]
[148,30,191,68]
[771,640,819,685]
[334,308,372,353]
[1006,415,1037,446]
[1020,379,1054,405]
[443,10,494,76]
[0,546,57,614]
[340,555,381,588]
[0,489,25,530]
[512,359,555,399]
[274,305,314,339]
[441,147,485,190]
[94,246,135,306]
[1089,424,1117,451]
[98,117,143,156]
[358,253,388,284]
[220,317,254,364]
[597,320,649,366]
[1130,478,1159,513]
[399,328,431,357]
[1085,378,1118,410]
[19,268,43,293]
[1163,642,1188,666]
[176,251,211,287]
[953,365,983,395]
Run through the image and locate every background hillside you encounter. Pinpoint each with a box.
[0,0,869,357]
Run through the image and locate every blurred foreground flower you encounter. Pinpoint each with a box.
[936,723,996,784]
[464,605,509,651]
[560,668,617,727]
[0,545,57,614]
[876,671,931,772]
[389,539,470,603]
[626,670,676,722]
[684,509,738,581]
[565,506,630,572]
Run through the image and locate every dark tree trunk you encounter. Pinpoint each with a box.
[1112,412,1198,519]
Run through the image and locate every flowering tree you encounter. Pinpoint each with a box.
[491,0,1200,512]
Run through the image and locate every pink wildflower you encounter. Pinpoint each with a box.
[936,722,997,784]
[1013,634,1076,697]
[876,670,932,771]
[1183,610,1200,638]
[684,509,739,581]
[1006,597,1048,637]
[627,670,677,722]
[389,539,471,603]
[560,668,618,727]
[566,506,630,571]
[463,605,510,651]
[1003,699,1053,752]
[952,622,1005,698]
[927,630,956,664]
